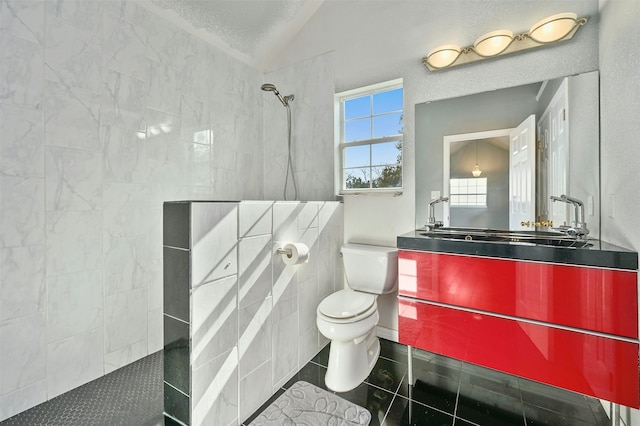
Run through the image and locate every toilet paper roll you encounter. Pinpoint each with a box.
[281,242,310,265]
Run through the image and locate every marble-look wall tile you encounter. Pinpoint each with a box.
[102,69,146,133]
[0,104,44,177]
[0,177,45,248]
[238,297,272,378]
[104,236,147,296]
[45,147,103,211]
[102,125,146,184]
[44,13,102,94]
[318,202,344,299]
[239,360,272,421]
[0,33,43,109]
[103,182,148,239]
[0,313,46,395]
[0,0,45,44]
[181,96,211,144]
[44,81,101,151]
[46,327,103,399]
[272,202,306,243]
[239,201,273,238]
[45,0,102,37]
[46,210,101,275]
[146,59,181,116]
[238,235,272,309]
[102,13,147,78]
[0,381,46,422]
[191,203,238,288]
[145,109,181,163]
[104,287,147,354]
[0,245,45,322]
[147,307,163,353]
[271,248,298,323]
[272,311,299,388]
[47,271,103,343]
[192,276,237,369]
[184,142,211,187]
[298,276,319,337]
[104,338,147,374]
[192,348,238,426]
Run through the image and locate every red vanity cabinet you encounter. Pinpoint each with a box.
[397,249,640,408]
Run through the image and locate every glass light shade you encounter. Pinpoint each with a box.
[529,12,578,43]
[474,30,514,57]
[426,44,462,69]
[472,164,482,177]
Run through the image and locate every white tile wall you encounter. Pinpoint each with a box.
[0,0,264,420]
[186,201,343,425]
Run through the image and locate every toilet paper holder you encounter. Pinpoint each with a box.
[276,247,293,258]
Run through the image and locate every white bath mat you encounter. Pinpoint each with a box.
[249,381,371,425]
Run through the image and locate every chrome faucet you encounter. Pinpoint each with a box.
[550,194,589,239]
[426,196,449,230]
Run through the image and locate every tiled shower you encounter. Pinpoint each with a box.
[0,0,334,421]
[163,201,343,425]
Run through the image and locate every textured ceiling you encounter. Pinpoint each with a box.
[147,0,323,69]
[142,0,599,77]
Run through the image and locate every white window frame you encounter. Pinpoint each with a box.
[334,78,403,195]
[449,177,488,207]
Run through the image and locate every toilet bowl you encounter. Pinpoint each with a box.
[316,243,398,392]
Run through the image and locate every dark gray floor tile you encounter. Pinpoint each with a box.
[379,338,409,364]
[383,395,454,426]
[400,379,458,416]
[524,403,596,426]
[310,342,330,367]
[364,356,407,394]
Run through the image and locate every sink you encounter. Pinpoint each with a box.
[419,227,592,248]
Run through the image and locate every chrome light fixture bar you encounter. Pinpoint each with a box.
[423,13,588,71]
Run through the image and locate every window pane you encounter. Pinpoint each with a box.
[373,113,403,138]
[344,145,370,168]
[344,167,370,189]
[345,96,370,120]
[372,164,402,188]
[371,141,401,166]
[373,88,403,114]
[345,118,371,142]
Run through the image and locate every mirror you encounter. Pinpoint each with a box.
[415,71,600,239]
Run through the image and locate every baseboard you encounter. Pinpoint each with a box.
[376,326,398,342]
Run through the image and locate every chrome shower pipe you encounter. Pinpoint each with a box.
[261,83,298,200]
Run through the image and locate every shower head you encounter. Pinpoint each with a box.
[261,83,294,107]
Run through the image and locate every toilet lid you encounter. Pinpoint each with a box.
[318,290,376,319]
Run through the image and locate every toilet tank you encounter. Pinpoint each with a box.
[341,243,398,294]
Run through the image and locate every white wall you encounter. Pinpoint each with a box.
[0,0,265,420]
[599,0,640,423]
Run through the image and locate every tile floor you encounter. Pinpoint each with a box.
[0,338,610,426]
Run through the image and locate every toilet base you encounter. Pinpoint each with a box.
[324,330,380,393]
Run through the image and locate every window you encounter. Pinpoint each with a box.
[336,79,403,193]
[449,178,487,207]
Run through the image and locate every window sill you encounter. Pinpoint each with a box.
[339,189,403,197]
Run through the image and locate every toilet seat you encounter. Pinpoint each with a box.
[317,290,377,323]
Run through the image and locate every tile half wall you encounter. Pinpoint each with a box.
[162,200,344,425]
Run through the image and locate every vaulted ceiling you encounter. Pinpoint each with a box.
[142,0,599,76]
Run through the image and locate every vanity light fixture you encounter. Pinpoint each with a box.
[423,12,587,71]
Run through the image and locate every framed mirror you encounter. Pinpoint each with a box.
[415,71,600,239]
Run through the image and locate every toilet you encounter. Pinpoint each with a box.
[316,243,398,392]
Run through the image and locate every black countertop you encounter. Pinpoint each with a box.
[398,230,638,270]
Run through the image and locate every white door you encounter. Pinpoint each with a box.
[509,114,536,230]
[539,79,569,227]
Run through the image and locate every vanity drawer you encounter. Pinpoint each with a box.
[398,250,638,338]
[398,297,640,408]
